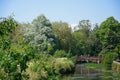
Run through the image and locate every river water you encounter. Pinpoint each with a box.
[62,64,120,80]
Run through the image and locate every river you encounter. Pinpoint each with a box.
[62,64,120,80]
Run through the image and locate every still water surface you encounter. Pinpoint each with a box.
[63,64,120,80]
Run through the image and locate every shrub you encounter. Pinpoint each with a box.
[27,61,48,80]
[114,44,120,58]
[54,58,74,74]
[26,54,75,80]
[26,54,60,80]
[54,50,72,58]
[103,52,118,70]
[27,54,54,80]
[54,50,67,58]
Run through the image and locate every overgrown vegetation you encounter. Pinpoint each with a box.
[0,14,120,79]
[103,52,118,70]
[26,54,74,80]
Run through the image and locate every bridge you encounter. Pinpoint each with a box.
[76,56,103,63]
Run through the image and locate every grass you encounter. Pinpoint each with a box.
[83,62,112,72]
[83,63,104,70]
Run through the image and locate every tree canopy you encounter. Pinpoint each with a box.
[24,15,56,54]
[0,15,120,79]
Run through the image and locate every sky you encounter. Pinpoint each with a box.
[0,0,120,25]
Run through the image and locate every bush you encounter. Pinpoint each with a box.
[27,61,48,80]
[0,40,34,80]
[114,44,120,58]
[54,50,67,58]
[26,54,74,80]
[103,52,118,70]
[26,54,58,80]
[54,58,74,74]
[54,50,72,58]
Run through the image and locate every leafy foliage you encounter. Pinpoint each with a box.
[97,16,120,55]
[0,14,120,80]
[26,54,74,80]
[114,44,120,58]
[24,15,56,54]
[54,50,67,58]
[0,16,17,36]
[52,22,73,53]
[54,50,72,58]
[72,20,93,55]
[54,58,74,74]
[0,17,34,80]
[0,43,33,80]
[103,52,118,70]
[78,20,91,38]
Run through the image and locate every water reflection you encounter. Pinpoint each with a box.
[72,64,100,80]
[71,64,120,80]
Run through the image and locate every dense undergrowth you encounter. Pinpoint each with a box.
[0,14,120,80]
[26,54,75,80]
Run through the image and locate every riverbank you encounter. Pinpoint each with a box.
[83,63,114,72]
[84,63,103,70]
[112,61,120,73]
[66,63,120,80]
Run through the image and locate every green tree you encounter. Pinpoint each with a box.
[103,52,118,70]
[72,20,92,55]
[0,16,34,80]
[0,16,17,50]
[78,20,91,38]
[72,30,85,55]
[88,24,102,56]
[24,15,56,54]
[52,21,73,53]
[10,23,25,44]
[97,16,120,55]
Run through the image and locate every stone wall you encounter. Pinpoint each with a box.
[112,61,120,73]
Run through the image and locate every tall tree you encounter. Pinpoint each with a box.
[0,16,17,50]
[88,24,102,56]
[96,16,120,55]
[0,16,33,80]
[72,20,92,55]
[78,20,91,38]
[52,21,73,53]
[72,30,86,55]
[24,15,56,54]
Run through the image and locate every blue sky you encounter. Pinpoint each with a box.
[0,0,120,25]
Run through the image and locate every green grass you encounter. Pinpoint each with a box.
[84,63,104,70]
